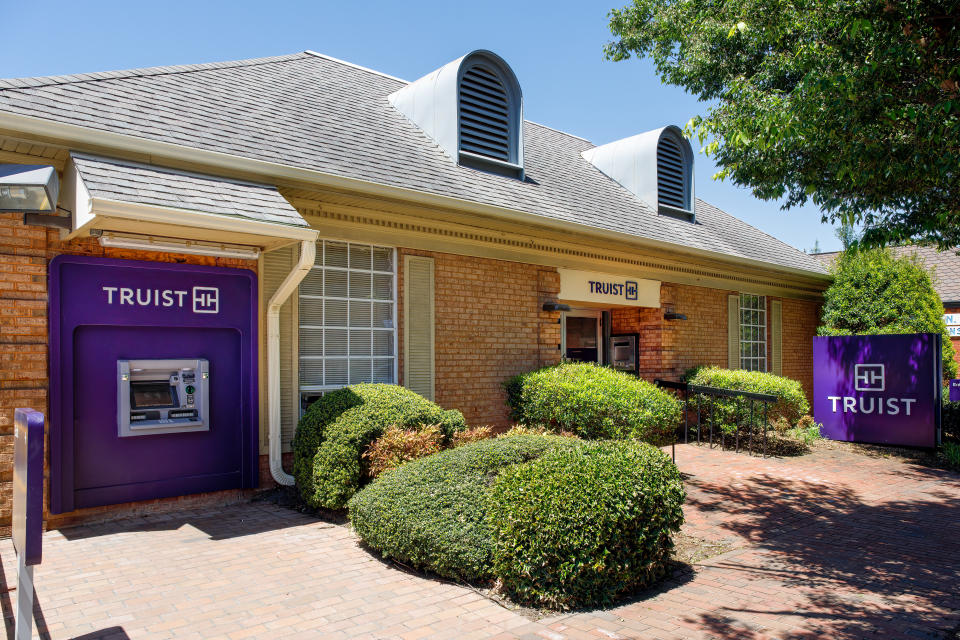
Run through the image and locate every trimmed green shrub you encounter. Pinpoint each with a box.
[505,362,682,443]
[347,433,578,582]
[292,384,465,509]
[942,442,960,470]
[488,440,685,609]
[820,248,957,379]
[689,367,810,432]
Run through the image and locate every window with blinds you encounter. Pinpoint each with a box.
[298,241,397,410]
[739,294,767,372]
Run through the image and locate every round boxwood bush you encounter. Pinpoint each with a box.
[292,384,465,509]
[347,433,578,581]
[505,362,681,443]
[488,440,685,609]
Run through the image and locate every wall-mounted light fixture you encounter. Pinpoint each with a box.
[98,231,261,260]
[542,301,571,312]
[0,165,59,212]
[663,303,687,321]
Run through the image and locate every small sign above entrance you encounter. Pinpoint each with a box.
[558,269,660,308]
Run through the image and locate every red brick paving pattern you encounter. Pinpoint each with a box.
[2,444,959,639]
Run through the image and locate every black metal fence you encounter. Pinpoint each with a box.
[654,379,779,459]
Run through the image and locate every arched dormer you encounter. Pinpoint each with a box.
[389,50,524,179]
[581,125,695,221]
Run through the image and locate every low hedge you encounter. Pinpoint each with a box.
[688,367,810,431]
[347,433,578,582]
[292,384,465,510]
[488,440,685,609]
[504,362,682,443]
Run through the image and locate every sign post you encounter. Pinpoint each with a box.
[13,408,44,640]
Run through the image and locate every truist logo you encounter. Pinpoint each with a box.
[854,364,884,391]
[827,362,915,416]
[101,285,221,314]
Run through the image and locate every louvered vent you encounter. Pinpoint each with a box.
[657,135,688,210]
[458,65,512,162]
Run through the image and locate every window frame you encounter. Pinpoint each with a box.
[297,240,398,406]
[739,293,767,372]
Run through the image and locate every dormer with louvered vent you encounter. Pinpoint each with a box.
[388,50,524,179]
[581,125,695,221]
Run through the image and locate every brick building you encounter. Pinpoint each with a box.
[0,50,829,531]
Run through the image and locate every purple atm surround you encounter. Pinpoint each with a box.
[813,333,941,448]
[49,255,259,514]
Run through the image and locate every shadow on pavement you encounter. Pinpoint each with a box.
[683,471,960,639]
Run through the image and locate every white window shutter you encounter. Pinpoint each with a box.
[728,294,740,369]
[263,245,298,451]
[771,300,783,375]
[403,256,435,401]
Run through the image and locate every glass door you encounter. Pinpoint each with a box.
[562,309,602,363]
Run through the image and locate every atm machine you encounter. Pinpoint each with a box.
[117,359,210,437]
[610,333,639,375]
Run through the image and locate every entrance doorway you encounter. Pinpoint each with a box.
[562,309,602,363]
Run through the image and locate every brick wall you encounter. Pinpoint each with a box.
[0,212,256,533]
[611,282,820,400]
[398,249,561,428]
[780,297,821,399]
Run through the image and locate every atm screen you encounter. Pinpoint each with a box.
[131,382,175,409]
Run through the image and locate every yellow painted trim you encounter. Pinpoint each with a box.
[297,203,826,300]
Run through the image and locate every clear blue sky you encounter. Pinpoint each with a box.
[2,0,841,252]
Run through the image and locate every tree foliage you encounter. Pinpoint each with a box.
[606,0,960,248]
[818,248,958,378]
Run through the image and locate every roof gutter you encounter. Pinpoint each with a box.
[0,111,830,283]
[266,240,316,486]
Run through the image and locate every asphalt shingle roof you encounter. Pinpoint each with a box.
[71,153,308,227]
[815,246,960,302]
[0,51,826,276]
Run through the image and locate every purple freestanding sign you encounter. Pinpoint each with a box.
[49,256,259,514]
[813,333,941,447]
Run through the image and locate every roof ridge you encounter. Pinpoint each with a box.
[0,52,310,91]
[525,119,592,144]
[69,151,276,189]
[303,50,409,84]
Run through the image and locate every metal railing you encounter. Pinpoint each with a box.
[655,379,778,458]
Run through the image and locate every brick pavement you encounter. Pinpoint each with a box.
[2,444,959,639]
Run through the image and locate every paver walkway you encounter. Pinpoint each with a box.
[2,444,959,639]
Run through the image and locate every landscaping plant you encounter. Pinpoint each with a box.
[348,433,579,581]
[292,384,465,509]
[505,362,682,443]
[819,248,957,379]
[362,424,444,479]
[489,440,685,609]
[689,367,810,432]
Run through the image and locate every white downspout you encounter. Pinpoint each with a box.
[267,239,316,485]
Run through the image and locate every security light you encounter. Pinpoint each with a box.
[0,165,59,213]
[542,301,571,312]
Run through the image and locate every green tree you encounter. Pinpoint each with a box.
[606,0,960,249]
[819,248,958,378]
